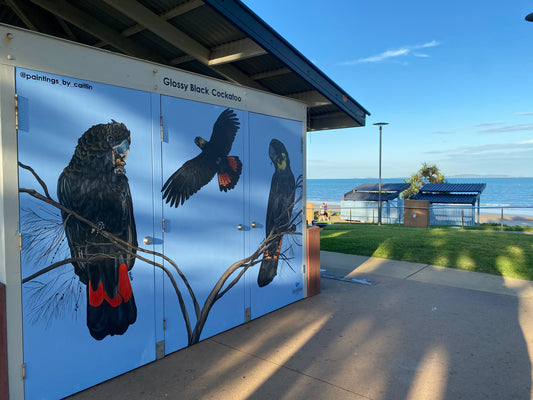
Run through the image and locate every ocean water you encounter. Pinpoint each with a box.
[307,177,533,216]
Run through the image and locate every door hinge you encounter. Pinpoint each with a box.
[14,94,19,130]
[162,218,166,232]
[160,115,164,142]
[245,307,251,322]
[22,363,26,380]
[163,318,167,331]
[18,232,22,251]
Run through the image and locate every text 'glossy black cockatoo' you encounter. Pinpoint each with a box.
[258,139,295,287]
[57,121,138,340]
[162,108,242,207]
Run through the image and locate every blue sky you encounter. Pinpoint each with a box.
[242,1,533,179]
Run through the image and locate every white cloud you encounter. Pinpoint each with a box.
[431,130,457,135]
[514,112,533,116]
[426,141,533,156]
[471,121,504,128]
[341,40,440,65]
[476,123,533,133]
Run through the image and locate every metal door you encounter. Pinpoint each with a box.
[160,97,247,353]
[16,69,158,399]
[246,113,304,319]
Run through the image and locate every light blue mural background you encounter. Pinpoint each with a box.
[161,97,248,352]
[15,68,304,399]
[16,68,157,400]
[160,98,303,354]
[246,112,304,319]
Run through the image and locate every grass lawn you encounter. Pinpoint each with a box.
[320,223,533,280]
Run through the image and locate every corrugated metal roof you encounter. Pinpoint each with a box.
[342,182,409,201]
[0,0,369,131]
[419,183,486,193]
[343,192,402,202]
[353,183,410,192]
[413,193,480,205]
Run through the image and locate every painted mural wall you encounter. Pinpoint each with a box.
[16,68,303,399]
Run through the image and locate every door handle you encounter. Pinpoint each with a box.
[237,224,243,231]
[143,236,152,245]
[251,221,257,228]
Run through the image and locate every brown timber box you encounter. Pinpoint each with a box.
[306,225,321,297]
[404,199,430,228]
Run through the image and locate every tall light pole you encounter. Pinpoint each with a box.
[373,122,388,225]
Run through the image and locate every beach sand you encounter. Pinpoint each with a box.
[478,213,533,227]
[309,203,533,227]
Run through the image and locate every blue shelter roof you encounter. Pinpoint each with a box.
[354,183,411,192]
[343,192,402,202]
[414,183,486,205]
[343,182,410,202]
[419,183,486,193]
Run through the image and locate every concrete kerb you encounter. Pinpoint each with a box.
[320,250,533,299]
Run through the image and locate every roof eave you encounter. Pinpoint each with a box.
[203,0,370,128]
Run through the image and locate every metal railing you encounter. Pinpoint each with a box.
[339,204,533,229]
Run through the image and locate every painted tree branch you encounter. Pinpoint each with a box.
[189,194,302,344]
[18,186,198,337]
[19,162,52,199]
[19,166,303,347]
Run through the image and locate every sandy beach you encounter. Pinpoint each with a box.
[309,203,533,227]
[478,213,533,227]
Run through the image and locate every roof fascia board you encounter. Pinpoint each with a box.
[204,0,370,126]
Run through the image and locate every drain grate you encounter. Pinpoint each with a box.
[320,272,373,286]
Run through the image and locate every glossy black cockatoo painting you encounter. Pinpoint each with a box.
[57,121,138,340]
[258,139,296,287]
[162,108,242,207]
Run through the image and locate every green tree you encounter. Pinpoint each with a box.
[402,162,446,199]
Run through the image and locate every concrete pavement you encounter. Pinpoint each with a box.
[67,251,533,400]
[320,251,533,299]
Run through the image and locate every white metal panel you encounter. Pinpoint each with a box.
[0,63,24,400]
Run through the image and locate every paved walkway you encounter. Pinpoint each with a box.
[320,251,533,299]
[67,251,533,400]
